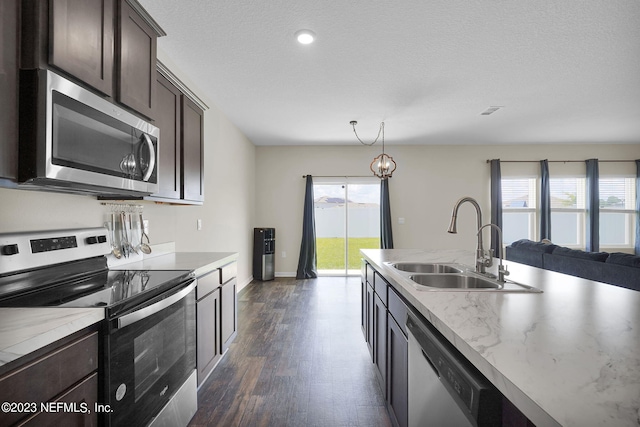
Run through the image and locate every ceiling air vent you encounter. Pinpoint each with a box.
[481,106,503,115]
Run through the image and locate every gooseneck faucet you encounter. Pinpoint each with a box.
[447,197,493,274]
[477,223,510,282]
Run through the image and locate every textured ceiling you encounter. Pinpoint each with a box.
[139,0,640,146]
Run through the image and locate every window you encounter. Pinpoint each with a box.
[550,178,586,247]
[502,178,537,244]
[600,177,636,248]
[500,164,637,251]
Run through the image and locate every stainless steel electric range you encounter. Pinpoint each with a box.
[0,227,197,427]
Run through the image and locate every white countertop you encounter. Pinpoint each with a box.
[115,252,238,277]
[0,307,105,369]
[361,249,640,427]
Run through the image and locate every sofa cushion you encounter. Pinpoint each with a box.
[509,239,557,253]
[606,252,640,268]
[543,253,640,291]
[551,246,609,262]
[505,246,545,268]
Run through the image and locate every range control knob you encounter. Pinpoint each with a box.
[86,236,98,245]
[1,244,19,256]
[97,235,107,243]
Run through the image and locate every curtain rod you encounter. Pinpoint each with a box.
[301,175,374,178]
[485,159,637,163]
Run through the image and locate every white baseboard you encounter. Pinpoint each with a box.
[237,276,254,293]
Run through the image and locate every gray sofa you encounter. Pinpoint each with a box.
[505,239,640,292]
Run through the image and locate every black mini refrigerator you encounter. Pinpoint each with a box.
[253,228,275,281]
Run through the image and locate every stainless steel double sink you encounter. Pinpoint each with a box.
[386,262,542,293]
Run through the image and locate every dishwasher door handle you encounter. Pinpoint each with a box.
[422,348,441,378]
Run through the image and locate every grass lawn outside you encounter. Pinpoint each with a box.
[316,237,380,270]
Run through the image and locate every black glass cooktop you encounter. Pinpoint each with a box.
[0,257,193,318]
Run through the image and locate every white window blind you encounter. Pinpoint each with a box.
[600,177,636,248]
[550,177,586,247]
[502,178,537,244]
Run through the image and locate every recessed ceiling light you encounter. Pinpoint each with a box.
[295,29,316,45]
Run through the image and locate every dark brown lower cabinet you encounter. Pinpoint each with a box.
[196,269,222,386]
[21,373,98,427]
[373,292,387,389]
[196,286,221,386]
[366,282,374,358]
[387,311,408,427]
[362,262,408,427]
[221,277,237,352]
[361,278,369,344]
[0,329,99,427]
[196,262,237,387]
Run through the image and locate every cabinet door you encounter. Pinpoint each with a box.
[152,73,181,199]
[0,0,19,180]
[117,0,156,118]
[366,283,374,358]
[373,293,387,392]
[387,317,408,427]
[361,278,367,338]
[50,0,114,96]
[197,289,221,386]
[221,278,237,352]
[181,97,205,202]
[0,331,98,426]
[21,373,98,427]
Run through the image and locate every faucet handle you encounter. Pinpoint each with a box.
[498,264,510,282]
[483,249,494,267]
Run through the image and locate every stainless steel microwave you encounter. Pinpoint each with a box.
[18,69,159,196]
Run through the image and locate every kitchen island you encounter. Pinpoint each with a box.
[361,249,640,427]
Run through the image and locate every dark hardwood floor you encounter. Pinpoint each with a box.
[190,276,391,427]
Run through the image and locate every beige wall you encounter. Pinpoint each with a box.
[0,50,256,289]
[1,43,638,284]
[255,144,640,275]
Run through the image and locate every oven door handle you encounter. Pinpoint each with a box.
[116,280,196,329]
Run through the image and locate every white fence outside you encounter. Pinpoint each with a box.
[315,205,380,238]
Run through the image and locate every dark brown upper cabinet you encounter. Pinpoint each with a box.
[0,0,19,181]
[148,63,207,204]
[117,0,157,119]
[49,0,114,96]
[21,0,163,120]
[181,97,205,203]
[153,72,182,200]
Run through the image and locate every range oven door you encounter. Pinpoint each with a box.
[19,69,159,196]
[105,281,196,427]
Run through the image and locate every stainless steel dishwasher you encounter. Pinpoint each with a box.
[407,312,502,427]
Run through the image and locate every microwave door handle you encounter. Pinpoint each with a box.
[140,133,155,182]
[115,280,195,329]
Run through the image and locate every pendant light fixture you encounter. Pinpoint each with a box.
[350,121,397,179]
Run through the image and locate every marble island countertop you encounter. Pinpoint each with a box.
[361,248,640,427]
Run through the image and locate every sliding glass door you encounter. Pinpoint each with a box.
[314,178,380,275]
